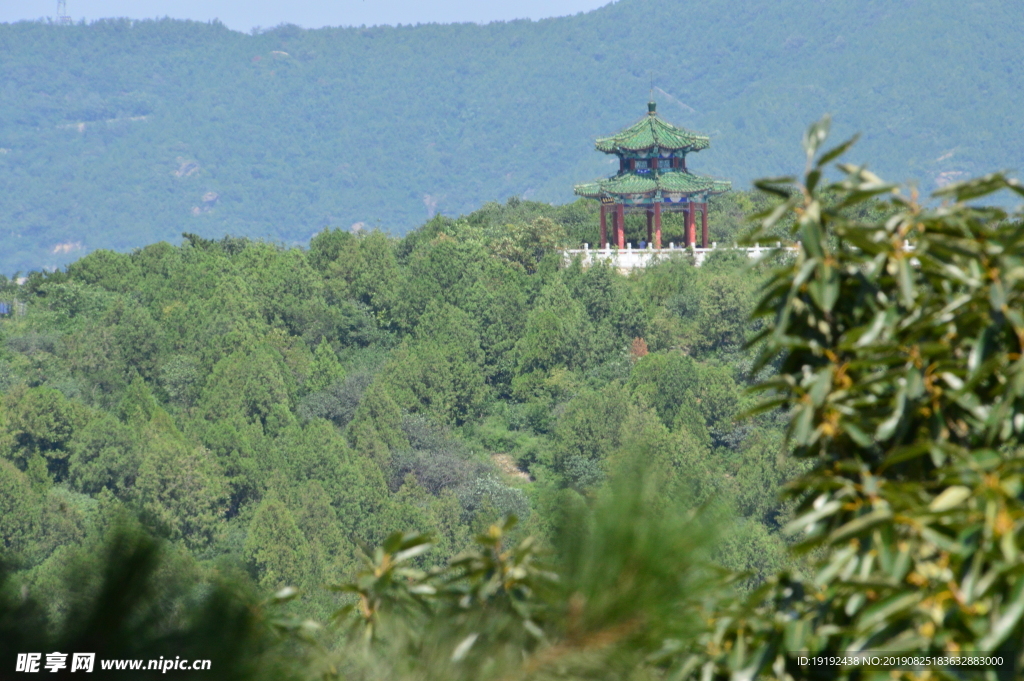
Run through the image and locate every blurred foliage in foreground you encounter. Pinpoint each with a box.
[693,118,1024,680]
[0,519,311,680]
[324,463,718,681]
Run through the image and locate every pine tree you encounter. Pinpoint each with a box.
[306,339,345,394]
[243,493,311,589]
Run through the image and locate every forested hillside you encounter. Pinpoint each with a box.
[2,0,1022,273]
[0,191,797,625]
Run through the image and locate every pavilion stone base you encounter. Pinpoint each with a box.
[562,242,790,272]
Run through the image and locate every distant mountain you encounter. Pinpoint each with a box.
[0,0,1021,273]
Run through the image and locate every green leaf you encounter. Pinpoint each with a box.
[852,309,892,348]
[808,366,833,407]
[928,486,971,512]
[806,169,822,194]
[816,544,858,585]
[271,586,300,603]
[855,592,922,634]
[919,526,963,554]
[408,584,437,595]
[799,212,825,260]
[881,441,930,468]
[874,382,906,441]
[842,421,874,448]
[754,176,797,199]
[989,279,1007,312]
[827,508,894,545]
[802,115,832,165]
[808,261,840,314]
[394,542,434,564]
[784,500,843,536]
[977,576,1024,650]
[451,633,479,662]
[784,618,808,651]
[817,133,860,168]
[757,194,801,229]
[790,404,815,445]
[933,172,1019,202]
[836,184,899,207]
[896,257,915,306]
[732,642,774,681]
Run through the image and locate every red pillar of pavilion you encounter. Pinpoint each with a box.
[654,201,662,249]
[685,205,696,246]
[700,203,709,248]
[645,210,653,245]
[616,203,626,248]
[599,205,607,248]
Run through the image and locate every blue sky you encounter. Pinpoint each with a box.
[1,0,613,31]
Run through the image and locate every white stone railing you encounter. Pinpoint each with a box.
[562,242,793,269]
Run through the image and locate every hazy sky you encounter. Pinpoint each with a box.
[1,0,613,31]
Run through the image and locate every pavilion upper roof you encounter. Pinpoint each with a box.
[594,102,710,154]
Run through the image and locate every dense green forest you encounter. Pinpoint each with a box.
[4,120,1024,677]
[0,185,792,619]
[2,0,1022,273]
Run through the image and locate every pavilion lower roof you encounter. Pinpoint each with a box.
[573,171,731,199]
[594,113,710,153]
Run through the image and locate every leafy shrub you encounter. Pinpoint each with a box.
[296,371,374,429]
[6,330,58,356]
[462,475,530,521]
[159,354,203,407]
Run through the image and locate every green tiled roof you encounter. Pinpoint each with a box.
[659,172,731,194]
[573,171,730,199]
[594,103,710,153]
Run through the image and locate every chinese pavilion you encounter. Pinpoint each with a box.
[573,102,730,249]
